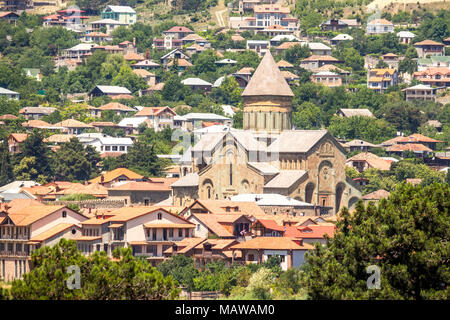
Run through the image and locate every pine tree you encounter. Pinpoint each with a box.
[300,183,450,299]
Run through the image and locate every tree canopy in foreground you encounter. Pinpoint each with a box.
[301,183,449,299]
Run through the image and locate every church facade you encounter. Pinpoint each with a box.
[172,51,361,215]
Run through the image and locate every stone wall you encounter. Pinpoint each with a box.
[45,199,125,209]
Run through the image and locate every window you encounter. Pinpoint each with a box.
[248,254,255,261]
[169,229,173,237]
[178,229,183,237]
[71,229,76,235]
[120,146,125,151]
[105,146,111,151]
[185,229,190,237]
[157,213,162,220]
[62,211,67,218]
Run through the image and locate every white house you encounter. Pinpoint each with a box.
[0,87,19,100]
[77,133,133,155]
[367,19,394,35]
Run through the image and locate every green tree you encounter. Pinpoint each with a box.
[300,183,450,299]
[125,141,164,177]
[10,239,180,300]
[157,255,200,292]
[0,137,13,186]
[292,101,322,129]
[53,138,100,181]
[20,130,52,178]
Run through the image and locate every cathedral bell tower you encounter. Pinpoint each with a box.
[241,50,294,132]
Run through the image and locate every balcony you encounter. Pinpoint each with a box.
[0,250,30,257]
[0,235,29,240]
[146,237,183,243]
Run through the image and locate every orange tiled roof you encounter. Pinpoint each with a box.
[302,55,338,62]
[414,40,444,46]
[89,168,144,184]
[108,179,178,192]
[362,189,390,200]
[98,102,135,111]
[22,120,54,128]
[167,58,193,67]
[133,69,154,77]
[8,205,66,226]
[397,133,443,144]
[123,52,145,61]
[276,60,293,68]
[135,106,176,117]
[54,119,93,128]
[296,225,335,239]
[9,133,28,143]
[276,41,303,50]
[29,223,77,242]
[387,143,433,152]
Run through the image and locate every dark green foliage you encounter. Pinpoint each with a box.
[10,239,180,300]
[300,183,450,299]
[157,255,200,292]
[53,138,100,181]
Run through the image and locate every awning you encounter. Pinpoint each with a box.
[143,223,195,229]
[109,223,124,228]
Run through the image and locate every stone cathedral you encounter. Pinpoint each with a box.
[172,51,361,215]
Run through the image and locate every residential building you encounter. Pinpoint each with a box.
[107,178,178,205]
[253,4,298,32]
[231,193,321,216]
[7,133,28,154]
[299,55,341,71]
[307,42,332,56]
[76,206,194,266]
[160,49,190,67]
[0,11,19,22]
[346,152,392,172]
[54,119,93,135]
[414,40,445,58]
[246,40,270,55]
[83,32,112,43]
[330,33,353,45]
[0,203,87,281]
[77,133,133,155]
[366,18,394,34]
[89,168,146,188]
[229,237,314,270]
[163,26,194,40]
[311,71,342,87]
[362,189,390,206]
[90,85,132,98]
[132,59,160,70]
[413,67,450,87]
[152,37,182,50]
[181,113,233,131]
[22,68,43,81]
[101,5,136,25]
[320,19,352,31]
[402,84,440,102]
[65,43,95,59]
[134,106,176,131]
[97,102,135,116]
[88,19,128,35]
[343,139,380,153]
[18,107,56,120]
[417,56,450,71]
[181,78,213,92]
[397,31,415,44]
[367,68,398,92]
[0,87,19,100]
[336,108,375,118]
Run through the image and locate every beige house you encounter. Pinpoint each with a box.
[77,206,195,266]
[0,202,87,281]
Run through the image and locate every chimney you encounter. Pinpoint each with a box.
[133,37,136,47]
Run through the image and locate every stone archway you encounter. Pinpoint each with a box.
[348,197,359,210]
[335,182,346,214]
[305,182,315,204]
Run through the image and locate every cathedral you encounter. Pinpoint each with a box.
[172,51,361,215]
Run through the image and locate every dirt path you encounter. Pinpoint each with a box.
[211,0,228,28]
[366,0,448,12]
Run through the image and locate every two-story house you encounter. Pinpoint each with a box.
[134,106,177,131]
[101,5,136,25]
[414,40,445,58]
[413,67,450,87]
[0,202,87,281]
[77,206,195,266]
[366,18,394,34]
[18,107,56,120]
[367,68,398,92]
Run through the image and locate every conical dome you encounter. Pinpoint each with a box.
[242,50,294,97]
